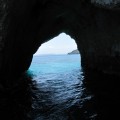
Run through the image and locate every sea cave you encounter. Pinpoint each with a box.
[0,0,120,120]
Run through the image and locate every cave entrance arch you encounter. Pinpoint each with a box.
[28,33,84,120]
[34,33,79,55]
[29,32,81,77]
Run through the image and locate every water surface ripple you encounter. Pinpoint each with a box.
[29,55,96,120]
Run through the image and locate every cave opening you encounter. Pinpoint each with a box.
[28,33,85,120]
[1,1,120,119]
[29,32,81,75]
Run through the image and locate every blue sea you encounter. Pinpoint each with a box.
[0,54,118,120]
[29,54,81,75]
[28,54,95,120]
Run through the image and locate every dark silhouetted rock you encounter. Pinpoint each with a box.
[1,0,120,92]
[1,0,120,81]
[1,1,120,119]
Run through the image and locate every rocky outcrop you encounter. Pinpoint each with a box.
[68,49,79,54]
[1,0,120,82]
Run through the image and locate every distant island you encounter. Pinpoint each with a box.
[68,49,79,54]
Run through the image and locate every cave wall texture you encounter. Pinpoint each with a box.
[1,0,120,85]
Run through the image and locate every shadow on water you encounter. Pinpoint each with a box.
[0,71,120,120]
[0,73,34,120]
[83,72,120,120]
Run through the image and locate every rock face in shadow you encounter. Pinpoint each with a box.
[1,1,120,120]
[0,0,120,84]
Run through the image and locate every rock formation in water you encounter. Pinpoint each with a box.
[68,49,79,54]
[0,0,120,83]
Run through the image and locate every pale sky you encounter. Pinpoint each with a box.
[34,33,77,55]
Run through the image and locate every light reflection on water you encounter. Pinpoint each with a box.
[29,55,95,120]
[30,70,96,120]
[29,55,96,120]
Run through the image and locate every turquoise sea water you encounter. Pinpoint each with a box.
[29,54,81,75]
[28,54,93,120]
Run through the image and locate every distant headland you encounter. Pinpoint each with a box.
[68,49,79,54]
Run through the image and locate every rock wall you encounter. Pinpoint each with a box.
[1,0,120,85]
[72,7,120,74]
